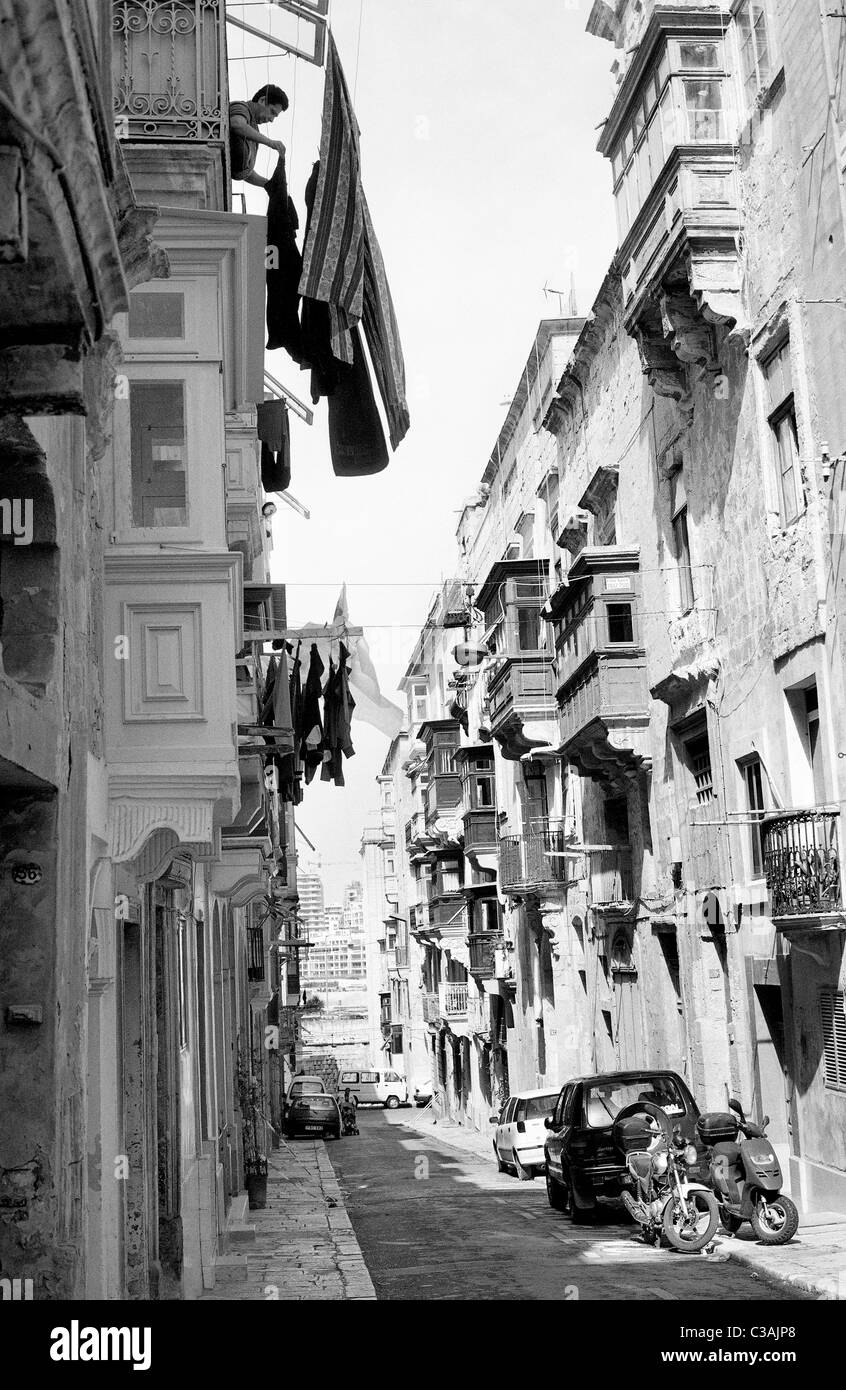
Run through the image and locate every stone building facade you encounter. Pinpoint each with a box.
[1,0,300,1299]
[383,0,846,1214]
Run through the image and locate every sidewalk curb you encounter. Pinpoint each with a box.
[721,1244,826,1300]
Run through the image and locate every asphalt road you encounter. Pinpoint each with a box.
[325,1108,806,1301]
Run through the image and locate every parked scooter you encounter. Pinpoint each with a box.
[612,1102,720,1253]
[697,1099,799,1245]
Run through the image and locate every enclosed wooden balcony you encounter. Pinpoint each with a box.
[468,932,503,979]
[476,559,558,759]
[420,720,463,834]
[553,548,650,782]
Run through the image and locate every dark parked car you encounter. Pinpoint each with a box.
[544,1070,702,1222]
[285,1094,342,1141]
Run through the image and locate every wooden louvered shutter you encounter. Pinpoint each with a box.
[820,991,846,1090]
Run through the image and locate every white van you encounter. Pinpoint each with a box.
[339,1069,408,1109]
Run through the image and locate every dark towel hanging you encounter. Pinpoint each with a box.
[266,153,305,362]
[327,327,389,477]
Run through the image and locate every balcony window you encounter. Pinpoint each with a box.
[684,727,714,806]
[410,681,429,725]
[671,472,694,614]
[763,339,801,525]
[736,0,773,106]
[517,606,541,651]
[740,755,767,878]
[606,602,634,645]
[678,41,720,70]
[683,79,725,141]
[130,381,188,528]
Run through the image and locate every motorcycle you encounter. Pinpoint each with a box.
[611,1102,720,1254]
[697,1099,799,1246]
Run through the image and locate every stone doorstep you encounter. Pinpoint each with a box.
[212,1255,250,1285]
[226,1223,257,1246]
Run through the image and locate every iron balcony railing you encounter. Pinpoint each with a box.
[439,982,469,1017]
[247,925,265,982]
[762,809,842,918]
[498,830,568,893]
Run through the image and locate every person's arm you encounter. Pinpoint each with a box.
[230,114,286,156]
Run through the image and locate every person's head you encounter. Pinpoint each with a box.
[251,84,289,123]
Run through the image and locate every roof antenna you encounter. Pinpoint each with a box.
[542,274,578,317]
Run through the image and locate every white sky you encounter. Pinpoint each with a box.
[227,0,618,901]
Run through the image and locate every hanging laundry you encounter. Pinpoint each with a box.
[271,646,295,755]
[256,399,287,451]
[327,327,389,476]
[259,401,291,493]
[300,643,325,785]
[281,640,304,805]
[361,193,410,451]
[321,642,355,787]
[298,34,410,450]
[265,153,304,362]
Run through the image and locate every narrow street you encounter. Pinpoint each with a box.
[325,1110,806,1301]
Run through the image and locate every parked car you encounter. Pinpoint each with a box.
[284,1075,328,1108]
[339,1069,408,1108]
[413,1077,434,1107]
[544,1070,703,1221]
[491,1088,559,1180]
[286,1093,342,1141]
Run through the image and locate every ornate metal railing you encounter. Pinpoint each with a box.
[113,0,226,143]
[498,832,567,893]
[439,982,469,1017]
[762,809,841,918]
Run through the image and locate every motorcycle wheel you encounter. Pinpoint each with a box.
[750,1194,799,1245]
[720,1210,743,1235]
[662,1190,719,1253]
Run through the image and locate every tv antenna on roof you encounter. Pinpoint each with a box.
[542,272,578,317]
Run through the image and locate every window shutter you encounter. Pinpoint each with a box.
[821,991,846,1090]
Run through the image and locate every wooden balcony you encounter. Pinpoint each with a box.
[422,992,441,1025]
[463,808,497,854]
[468,932,502,979]
[762,810,843,924]
[489,655,556,725]
[554,548,650,782]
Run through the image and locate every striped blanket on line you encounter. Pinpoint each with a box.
[298,32,410,450]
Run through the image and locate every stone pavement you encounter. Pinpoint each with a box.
[198,1137,376,1301]
[391,1102,498,1164]
[388,1107,846,1300]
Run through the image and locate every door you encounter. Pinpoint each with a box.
[611,931,643,1070]
[752,979,791,1182]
